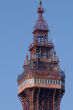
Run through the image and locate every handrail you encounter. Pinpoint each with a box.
[29,41,54,49]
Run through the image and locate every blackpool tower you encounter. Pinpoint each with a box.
[17,1,65,110]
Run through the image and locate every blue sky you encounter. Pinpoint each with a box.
[0,0,73,110]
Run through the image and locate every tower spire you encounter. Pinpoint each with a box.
[33,0,48,32]
[37,0,44,14]
[18,1,65,110]
[39,0,42,4]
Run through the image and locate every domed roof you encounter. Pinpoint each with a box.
[33,1,48,32]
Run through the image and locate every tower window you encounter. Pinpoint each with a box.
[37,36,48,43]
[53,80,56,84]
[38,37,41,43]
[48,80,50,84]
[45,79,47,84]
[57,80,60,84]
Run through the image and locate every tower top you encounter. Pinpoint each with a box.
[18,1,65,110]
[33,0,48,32]
[37,0,44,13]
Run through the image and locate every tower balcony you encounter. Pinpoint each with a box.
[18,67,65,95]
[18,68,65,95]
[18,78,65,95]
[29,41,54,51]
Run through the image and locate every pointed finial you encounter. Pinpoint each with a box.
[39,0,42,7]
[37,0,44,13]
[40,0,42,5]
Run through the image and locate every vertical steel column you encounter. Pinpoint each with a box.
[47,91,50,110]
[52,89,56,110]
[30,89,34,110]
[36,92,39,110]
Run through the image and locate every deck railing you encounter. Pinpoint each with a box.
[29,41,54,50]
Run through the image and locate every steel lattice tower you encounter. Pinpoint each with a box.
[17,1,65,110]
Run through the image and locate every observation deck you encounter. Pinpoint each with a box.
[18,68,65,95]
